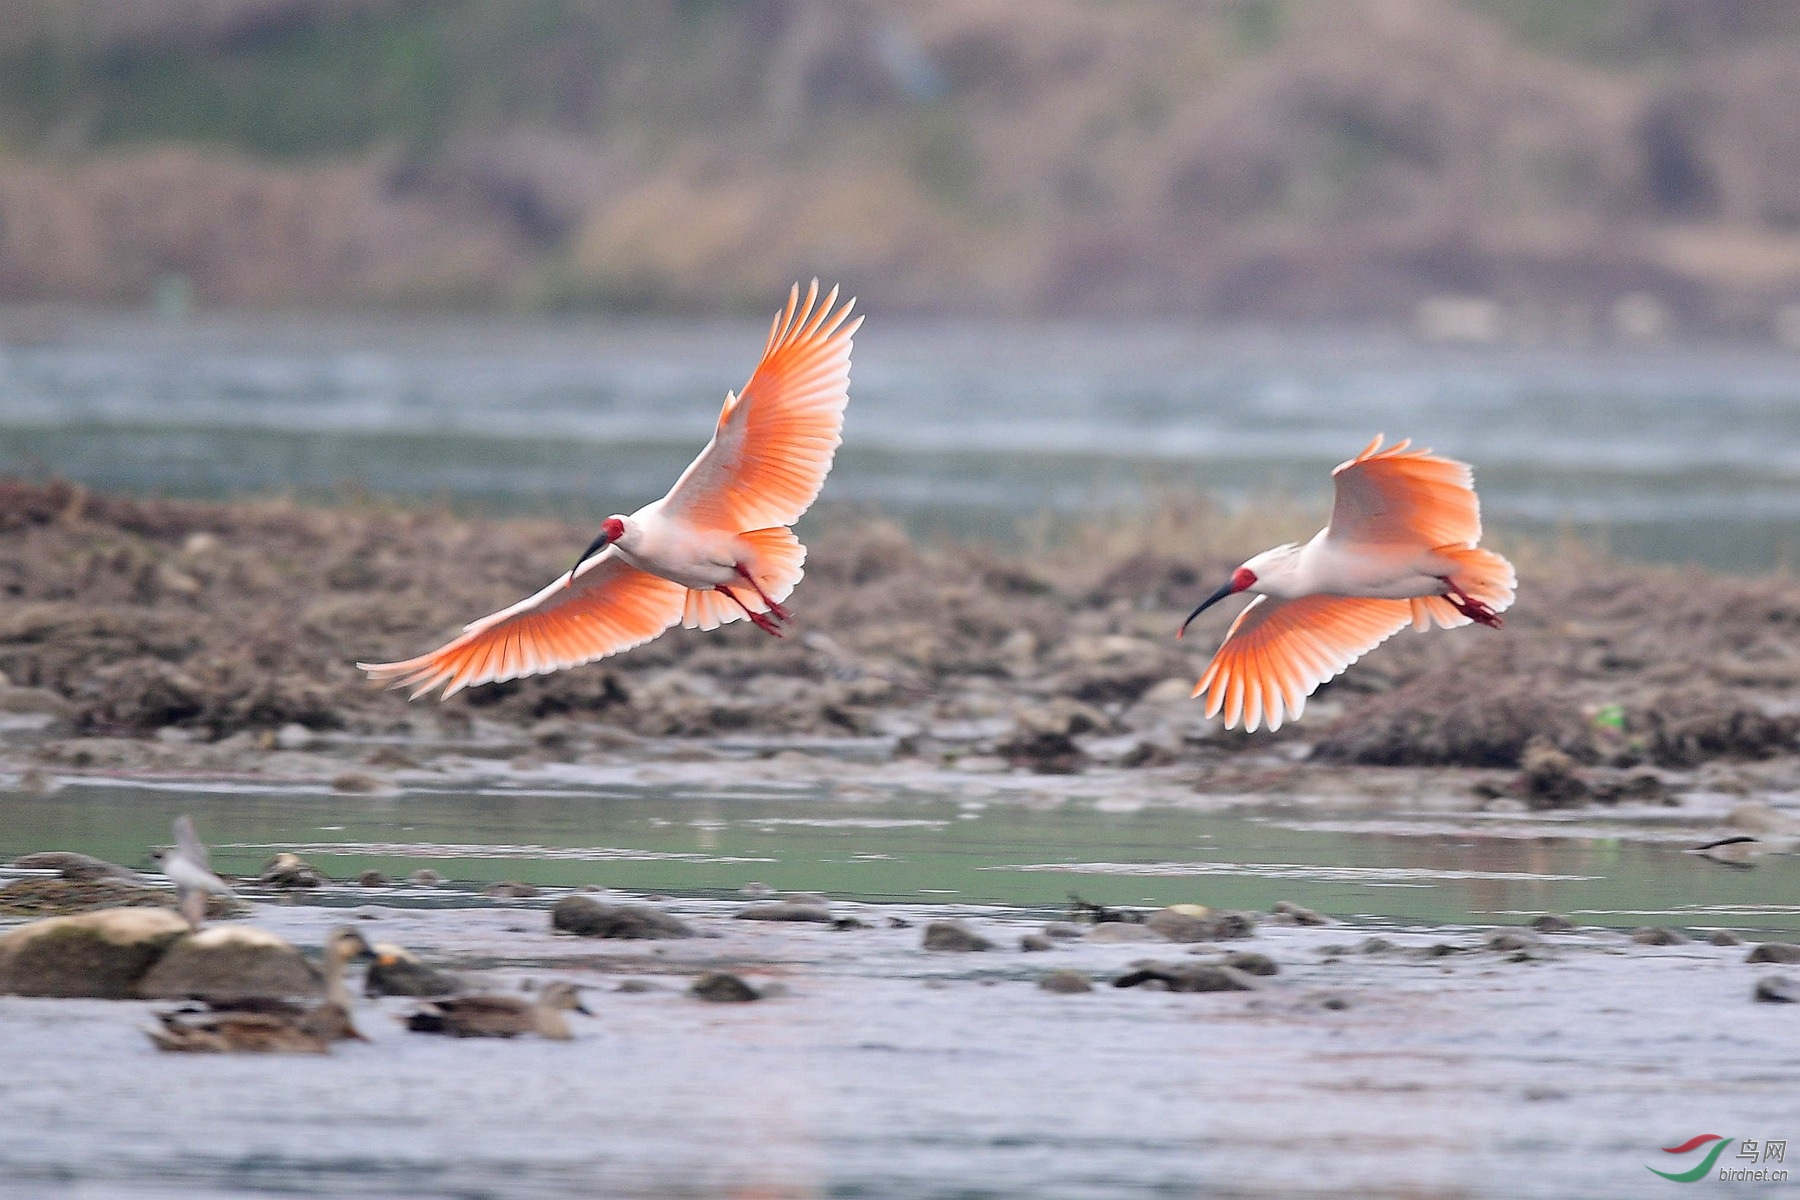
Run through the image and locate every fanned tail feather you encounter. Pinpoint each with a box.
[681,526,808,631]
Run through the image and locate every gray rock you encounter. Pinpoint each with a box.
[1754,975,1798,1003]
[0,908,190,998]
[137,926,322,1002]
[616,979,663,993]
[1143,910,1212,942]
[1488,931,1536,952]
[1087,921,1166,943]
[1529,914,1577,933]
[11,852,140,883]
[259,853,326,889]
[483,881,540,899]
[408,868,444,887]
[1222,951,1279,977]
[735,902,834,923]
[1630,926,1688,946]
[1747,941,1800,965]
[1043,921,1086,940]
[355,870,391,888]
[1710,929,1746,947]
[1270,901,1330,926]
[922,921,994,952]
[1038,969,1092,994]
[1358,937,1398,954]
[551,896,695,940]
[1113,962,1262,992]
[1020,933,1054,952]
[691,972,761,1002]
[1146,908,1256,942]
[0,685,71,717]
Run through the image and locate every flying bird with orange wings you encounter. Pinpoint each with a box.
[1178,436,1515,732]
[360,281,860,699]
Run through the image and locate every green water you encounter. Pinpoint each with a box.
[4,781,1796,934]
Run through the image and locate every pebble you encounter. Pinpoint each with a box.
[1630,926,1688,946]
[1020,933,1054,952]
[1754,975,1798,1004]
[921,921,994,952]
[1709,929,1746,947]
[1488,931,1536,952]
[616,979,663,993]
[1038,969,1093,994]
[691,972,761,1003]
[1746,942,1800,965]
[1529,914,1577,933]
[273,723,315,751]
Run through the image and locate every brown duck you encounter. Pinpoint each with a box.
[146,927,376,1053]
[405,980,589,1040]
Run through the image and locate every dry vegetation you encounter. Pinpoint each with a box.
[4,1,1800,327]
[4,480,1800,777]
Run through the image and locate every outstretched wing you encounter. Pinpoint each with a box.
[358,551,686,700]
[659,280,860,531]
[1327,434,1482,550]
[1192,594,1413,732]
[174,815,211,871]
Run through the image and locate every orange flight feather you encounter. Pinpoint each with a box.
[358,553,686,699]
[1193,594,1414,733]
[661,281,861,532]
[1328,435,1483,551]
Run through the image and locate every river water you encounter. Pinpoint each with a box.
[5,312,1800,1196]
[5,312,1800,568]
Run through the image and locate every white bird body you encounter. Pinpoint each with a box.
[360,282,859,699]
[1180,436,1515,732]
[607,502,751,591]
[1245,533,1472,602]
[166,814,235,928]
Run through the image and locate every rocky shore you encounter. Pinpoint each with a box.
[4,478,1800,812]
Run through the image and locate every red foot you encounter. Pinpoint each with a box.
[718,584,786,638]
[1439,578,1503,628]
[735,563,792,621]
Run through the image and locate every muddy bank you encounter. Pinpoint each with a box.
[2,479,1799,803]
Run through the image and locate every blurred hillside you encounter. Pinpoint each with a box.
[5,0,1800,332]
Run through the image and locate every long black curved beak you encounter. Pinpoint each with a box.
[1177,579,1238,639]
[565,531,612,585]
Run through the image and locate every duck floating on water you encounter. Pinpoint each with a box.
[405,980,589,1040]
[147,927,376,1053]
